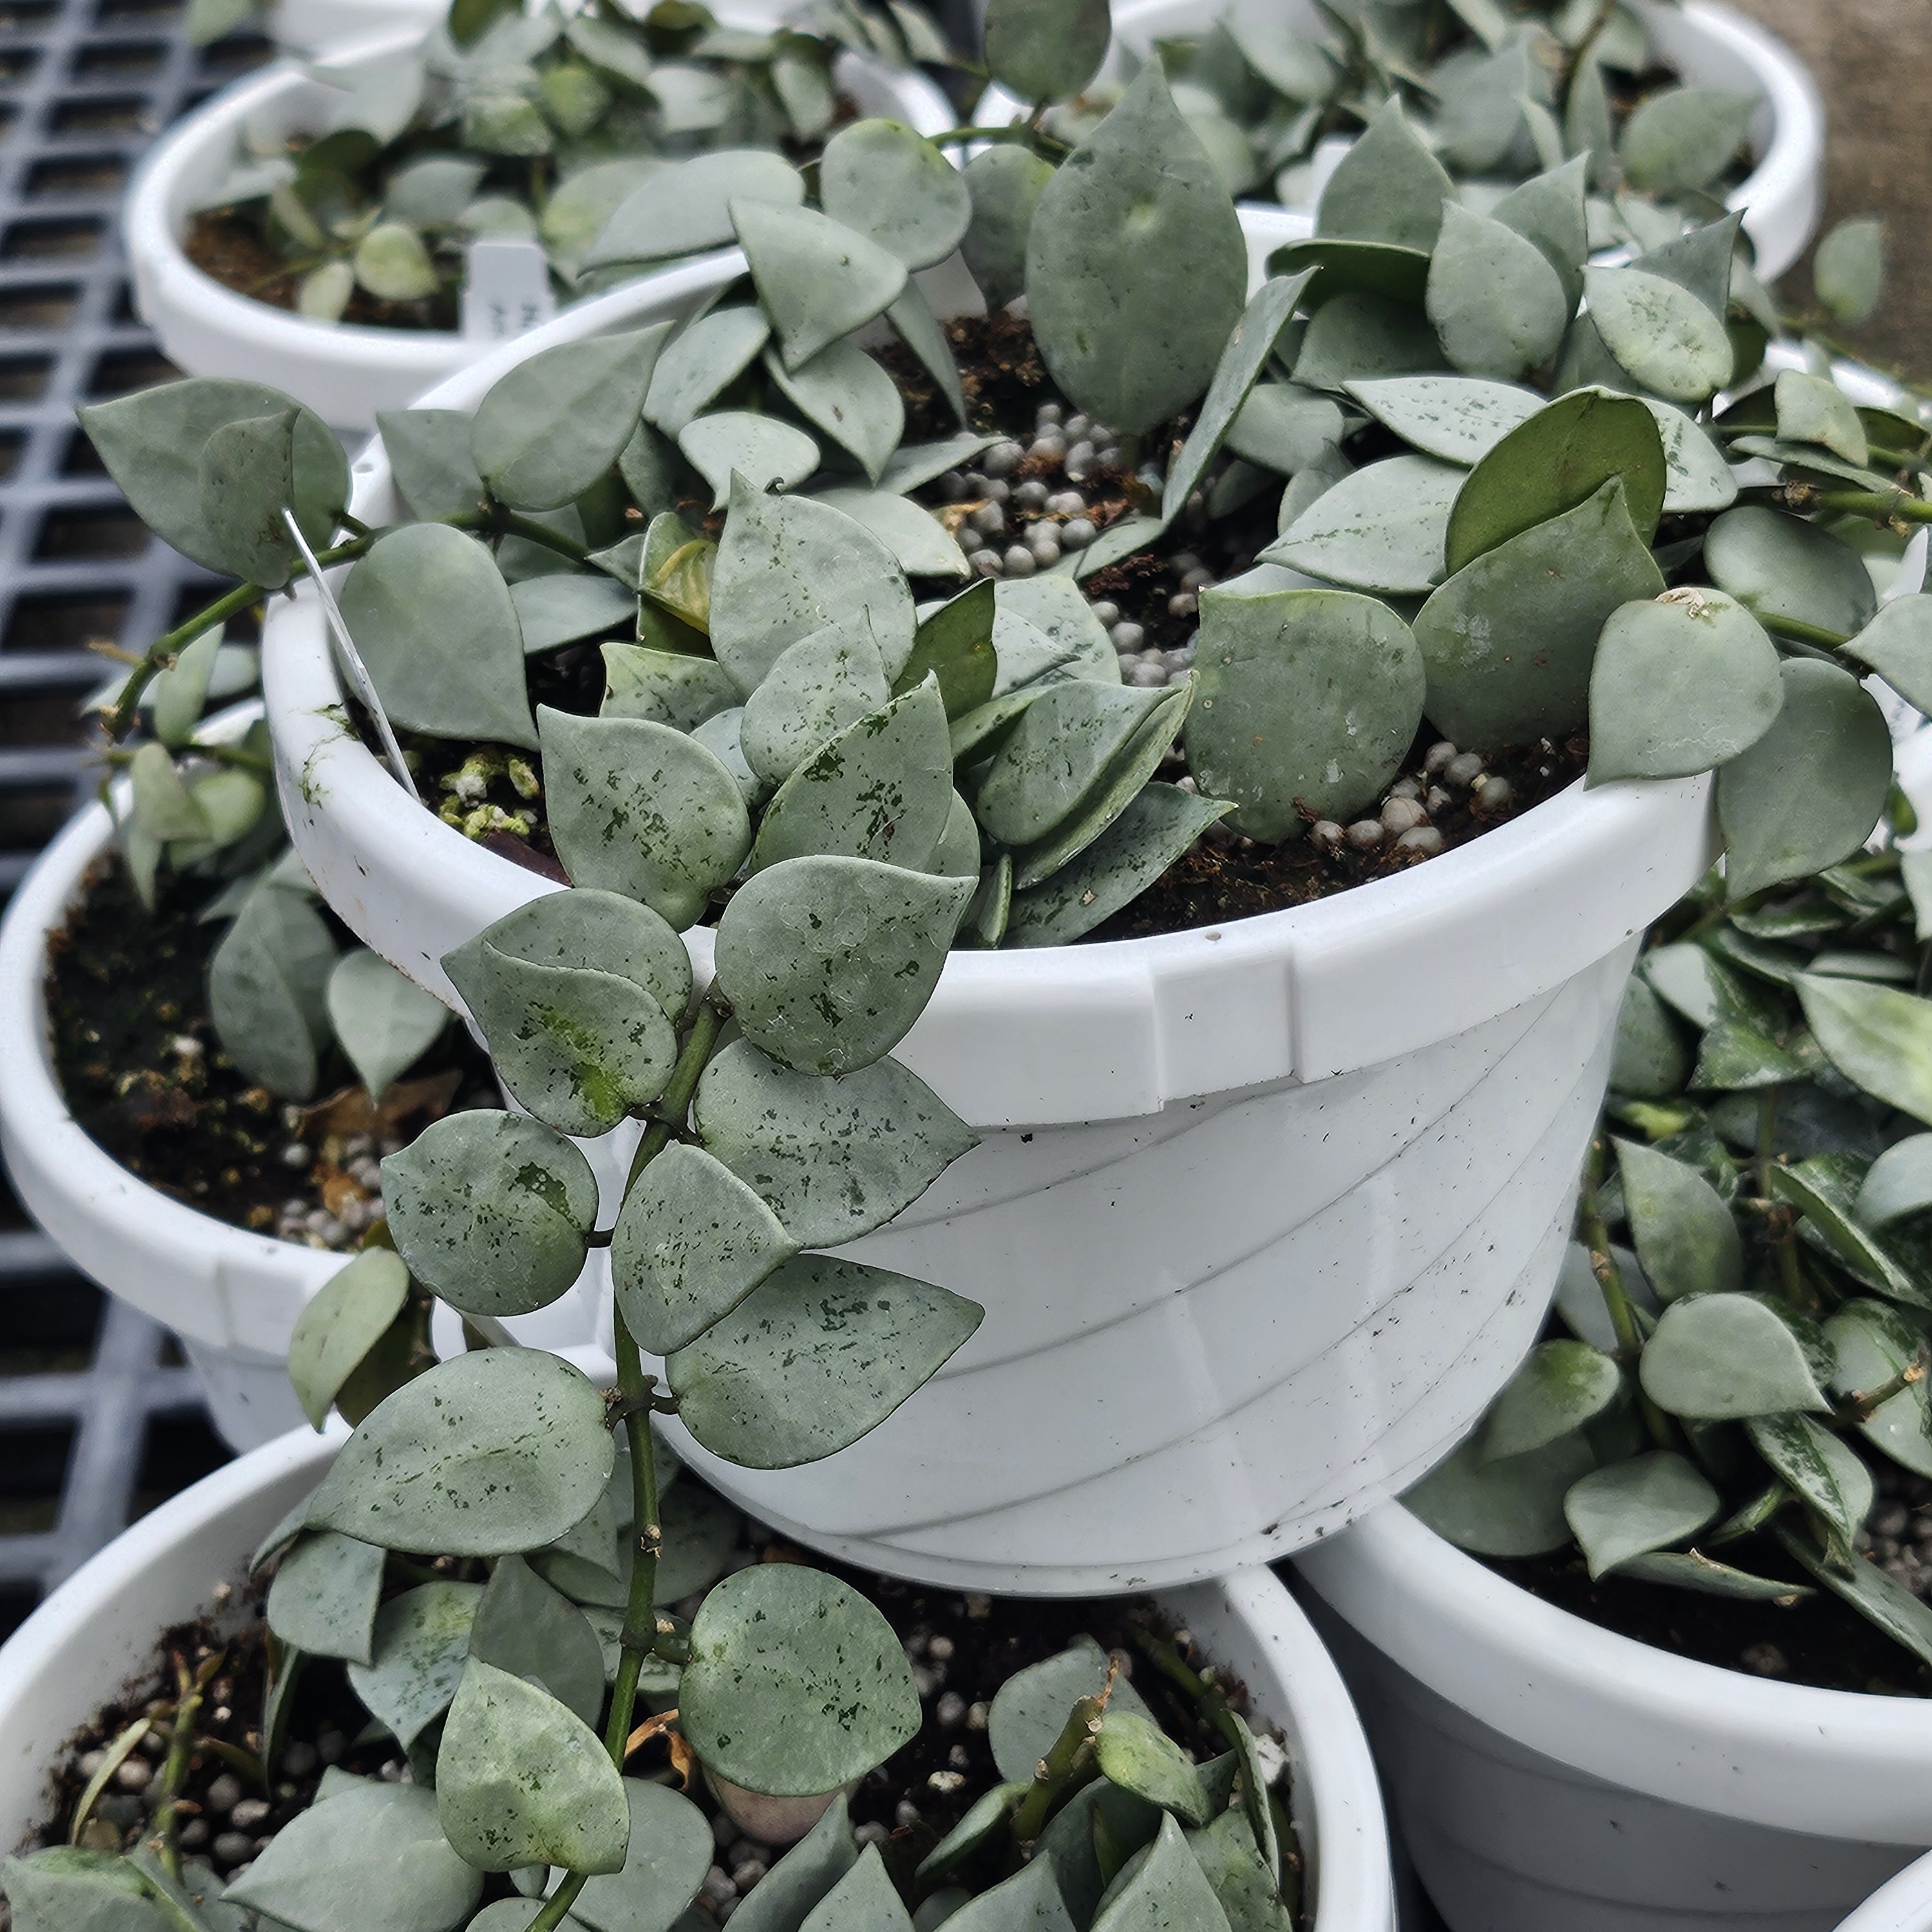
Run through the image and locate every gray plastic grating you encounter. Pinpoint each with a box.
[0,0,271,1633]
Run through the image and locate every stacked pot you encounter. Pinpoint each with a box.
[7,1,1920,1927]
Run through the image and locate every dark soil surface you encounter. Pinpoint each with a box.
[1486,1539,1932,1698]
[185,211,451,331]
[45,855,496,1243]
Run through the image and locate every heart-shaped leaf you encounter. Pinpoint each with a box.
[1826,1298,1932,1479]
[644,307,774,437]
[612,1141,799,1354]
[1403,1433,1596,1557]
[1492,153,1590,309]
[1717,660,1890,899]
[453,887,691,1025]
[198,407,318,589]
[1025,64,1246,437]
[667,1253,981,1468]
[346,1580,483,1752]
[693,1037,977,1248]
[740,614,893,788]
[763,339,904,484]
[600,645,741,732]
[1587,587,1783,782]
[1260,452,1462,594]
[324,949,448,1103]
[266,1530,384,1666]
[1843,596,1932,713]
[225,1783,482,1931]
[961,144,1055,310]
[1582,265,1733,404]
[710,477,915,692]
[679,409,820,510]
[680,1565,921,1792]
[734,200,908,372]
[1564,1451,1719,1579]
[1639,1294,1830,1419]
[989,1634,1156,1783]
[1315,96,1454,252]
[1619,84,1757,196]
[511,573,637,656]
[1092,1815,1233,1932]
[799,1844,913,1932]
[437,1658,629,1873]
[897,580,997,717]
[1746,1411,1872,1561]
[207,884,336,1101]
[571,1781,715,1932]
[341,524,537,748]
[1426,201,1569,382]
[1420,478,1664,749]
[974,681,1173,849]
[473,327,668,512]
[586,149,804,269]
[982,0,1108,102]
[1345,374,1540,466]
[1703,506,1878,639]
[1814,216,1887,326]
[1095,1711,1211,1828]
[1185,586,1423,840]
[1798,974,1932,1128]
[384,1101,600,1305]
[287,1248,411,1431]
[1477,1340,1623,1464]
[1446,388,1665,574]
[819,118,972,271]
[540,707,752,929]
[808,488,966,578]
[468,1553,607,1728]
[1615,1136,1742,1303]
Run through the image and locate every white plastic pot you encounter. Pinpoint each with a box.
[0,1428,1397,1932]
[266,0,444,53]
[0,716,603,1453]
[1293,1504,1932,1932]
[1838,1854,1932,1932]
[977,0,1824,284]
[263,203,1716,1594]
[123,39,955,432]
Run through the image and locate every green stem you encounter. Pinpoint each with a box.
[493,510,591,563]
[150,1652,221,1881]
[624,997,730,1193]
[1580,1141,1674,1450]
[1761,612,1852,652]
[1809,488,1932,526]
[1010,1694,1103,1842]
[1840,1357,1926,1425]
[929,122,1072,156]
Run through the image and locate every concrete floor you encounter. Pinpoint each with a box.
[1732,0,1931,383]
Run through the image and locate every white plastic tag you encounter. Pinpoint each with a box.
[461,238,558,343]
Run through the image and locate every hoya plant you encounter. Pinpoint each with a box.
[1126,0,1774,251]
[1409,779,1932,1672]
[184,0,951,326]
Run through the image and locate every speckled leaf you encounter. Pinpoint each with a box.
[612,1141,799,1354]
[380,1112,598,1318]
[1224,381,1345,476]
[325,948,447,1103]
[1640,1294,1830,1419]
[734,200,907,372]
[1007,782,1231,947]
[988,1636,1154,1784]
[1426,202,1569,382]
[308,1347,612,1557]
[468,1553,607,1728]
[1582,265,1733,403]
[1492,153,1590,310]
[983,0,1108,100]
[669,1252,980,1470]
[1092,1815,1232,1932]
[1718,660,1891,899]
[1704,506,1878,639]
[710,477,915,692]
[1477,1341,1623,1465]
[931,1849,1076,1931]
[79,377,347,579]
[1564,1452,1719,1579]
[447,886,692,1023]
[679,412,820,509]
[810,489,966,578]
[1315,96,1454,252]
[1446,388,1664,574]
[207,884,336,1100]
[740,614,892,788]
[436,1658,628,1873]
[345,1582,483,1752]
[586,149,803,268]
[819,118,971,271]
[511,573,636,656]
[1343,375,1539,465]
[540,707,751,928]
[600,644,739,732]
[1826,1299,1932,1479]
[224,1784,482,1932]
[341,523,536,748]
[1094,1711,1211,1828]
[1588,587,1783,782]
[197,406,316,589]
[266,1530,384,1666]
[1162,273,1309,525]
[1858,1137,1932,1229]
[1025,64,1246,437]
[974,681,1173,849]
[1291,291,1443,392]
[764,339,904,484]
[1616,1135,1743,1303]
[1619,84,1757,196]
[692,1037,976,1249]
[1420,478,1663,749]
[714,856,970,1076]
[961,144,1054,310]
[897,580,997,717]
[644,307,773,437]
[1747,1412,1872,1560]
[571,1783,715,1932]
[751,683,954,873]
[287,1248,410,1431]
[1185,585,1423,840]
[680,1565,922,1791]
[1260,453,1460,594]
[473,327,667,511]
[1797,973,1932,1128]
[1647,401,1737,514]
[1777,1522,1932,1671]
[1403,1434,1595,1557]
[797,1846,912,1932]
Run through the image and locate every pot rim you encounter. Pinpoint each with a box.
[0,706,346,1352]
[261,211,1718,1121]
[1837,1848,1932,1932]
[1293,1501,1932,1845]
[0,1428,1396,1931]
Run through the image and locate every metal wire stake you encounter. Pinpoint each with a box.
[279,507,420,803]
